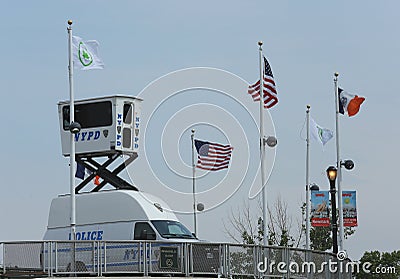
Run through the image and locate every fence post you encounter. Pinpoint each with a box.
[184,243,189,277]
[103,242,107,274]
[48,242,52,277]
[51,242,55,277]
[43,242,47,276]
[326,253,330,279]
[179,243,184,275]
[253,244,258,278]
[2,243,5,275]
[99,242,103,277]
[284,247,289,279]
[91,241,95,276]
[308,250,313,279]
[189,243,193,275]
[143,242,148,276]
[220,244,226,278]
[97,242,100,277]
[148,242,152,274]
[226,244,231,278]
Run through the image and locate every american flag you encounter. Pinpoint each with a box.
[247,56,278,109]
[194,139,233,171]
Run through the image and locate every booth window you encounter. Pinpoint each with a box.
[123,128,131,148]
[123,103,133,124]
[63,101,112,130]
[134,222,156,240]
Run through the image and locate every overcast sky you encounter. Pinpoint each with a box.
[0,1,399,262]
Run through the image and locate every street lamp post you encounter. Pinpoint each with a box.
[326,166,338,255]
[308,183,319,249]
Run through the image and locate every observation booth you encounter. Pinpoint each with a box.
[58,95,142,193]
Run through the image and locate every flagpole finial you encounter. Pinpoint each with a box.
[191,129,195,133]
[307,104,311,110]
[258,41,263,46]
[68,20,73,26]
[334,72,339,77]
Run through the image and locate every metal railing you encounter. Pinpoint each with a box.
[0,241,353,278]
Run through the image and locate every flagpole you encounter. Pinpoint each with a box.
[334,72,344,252]
[191,129,197,237]
[305,105,311,251]
[257,41,268,247]
[67,20,76,242]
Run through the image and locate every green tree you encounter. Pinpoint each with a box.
[224,195,303,247]
[358,250,400,278]
[310,226,331,251]
[224,197,304,278]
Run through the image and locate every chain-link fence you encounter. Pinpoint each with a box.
[228,244,353,279]
[1,241,45,277]
[0,241,354,278]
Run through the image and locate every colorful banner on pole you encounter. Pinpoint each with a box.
[311,191,330,227]
[342,190,358,227]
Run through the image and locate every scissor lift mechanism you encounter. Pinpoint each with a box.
[75,152,138,193]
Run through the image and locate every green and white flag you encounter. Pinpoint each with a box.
[310,117,333,146]
[72,36,104,70]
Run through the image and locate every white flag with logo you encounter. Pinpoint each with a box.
[310,117,333,146]
[72,36,104,70]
